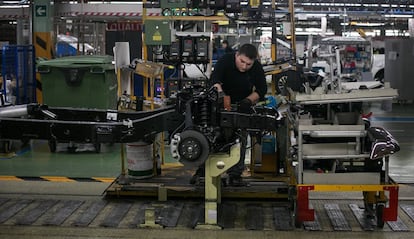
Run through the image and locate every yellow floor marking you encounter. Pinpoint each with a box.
[40,176,76,182]
[0,176,23,181]
[0,153,16,158]
[92,177,116,183]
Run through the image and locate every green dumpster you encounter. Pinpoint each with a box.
[37,55,118,109]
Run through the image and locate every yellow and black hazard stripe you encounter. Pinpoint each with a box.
[0,176,115,183]
[33,32,54,104]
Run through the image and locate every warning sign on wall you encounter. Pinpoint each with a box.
[106,22,142,31]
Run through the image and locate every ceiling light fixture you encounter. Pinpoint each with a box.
[384,14,413,18]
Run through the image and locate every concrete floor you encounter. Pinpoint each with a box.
[0,102,413,238]
[1,226,413,239]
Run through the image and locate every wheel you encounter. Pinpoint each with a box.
[374,69,384,84]
[48,139,57,153]
[177,130,209,164]
[275,74,288,95]
[376,204,385,228]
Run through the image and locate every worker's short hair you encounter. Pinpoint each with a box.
[238,43,258,60]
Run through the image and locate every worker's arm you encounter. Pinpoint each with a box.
[250,61,267,104]
[210,56,227,92]
[246,91,260,104]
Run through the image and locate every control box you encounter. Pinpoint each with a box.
[196,36,209,62]
[144,20,171,45]
[169,41,180,61]
[166,77,208,97]
[181,37,195,62]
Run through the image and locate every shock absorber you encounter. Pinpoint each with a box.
[199,98,210,127]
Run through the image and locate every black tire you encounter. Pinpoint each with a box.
[178,130,209,163]
[376,204,385,228]
[275,74,288,95]
[48,139,57,153]
[375,69,384,84]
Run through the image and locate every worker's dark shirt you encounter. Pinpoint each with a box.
[224,46,233,54]
[211,53,267,103]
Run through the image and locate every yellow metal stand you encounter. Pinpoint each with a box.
[140,206,163,229]
[196,145,240,229]
[135,61,165,110]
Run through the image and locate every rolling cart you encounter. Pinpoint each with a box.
[292,83,400,228]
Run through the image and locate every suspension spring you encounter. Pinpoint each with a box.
[199,99,210,127]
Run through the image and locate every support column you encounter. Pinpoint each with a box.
[33,0,54,103]
[196,144,240,229]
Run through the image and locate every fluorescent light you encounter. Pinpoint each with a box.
[305,28,322,32]
[354,22,386,27]
[0,5,29,8]
[295,31,334,36]
[345,22,386,27]
[86,1,142,4]
[384,14,413,18]
[328,14,347,17]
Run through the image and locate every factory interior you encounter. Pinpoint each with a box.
[0,1,414,238]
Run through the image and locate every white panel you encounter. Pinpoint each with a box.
[55,3,161,17]
[321,16,327,37]
[409,18,414,38]
[303,172,380,185]
[114,42,131,95]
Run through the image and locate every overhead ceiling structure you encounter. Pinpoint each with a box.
[0,0,412,33]
[241,0,414,35]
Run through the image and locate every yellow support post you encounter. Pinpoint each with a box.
[117,68,122,100]
[33,0,54,104]
[142,0,148,61]
[289,0,297,62]
[196,145,240,229]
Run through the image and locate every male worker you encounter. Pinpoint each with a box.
[190,43,267,186]
[221,40,234,54]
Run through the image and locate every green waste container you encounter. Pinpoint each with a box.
[37,55,118,109]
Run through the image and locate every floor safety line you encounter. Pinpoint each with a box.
[0,175,115,183]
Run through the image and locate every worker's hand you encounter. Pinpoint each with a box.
[238,98,253,113]
[213,83,223,92]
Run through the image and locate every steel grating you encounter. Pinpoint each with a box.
[72,201,107,227]
[245,204,264,230]
[349,204,375,231]
[273,206,293,230]
[0,199,31,223]
[325,203,352,231]
[0,198,412,232]
[43,200,84,226]
[401,204,414,222]
[218,203,237,229]
[100,202,132,227]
